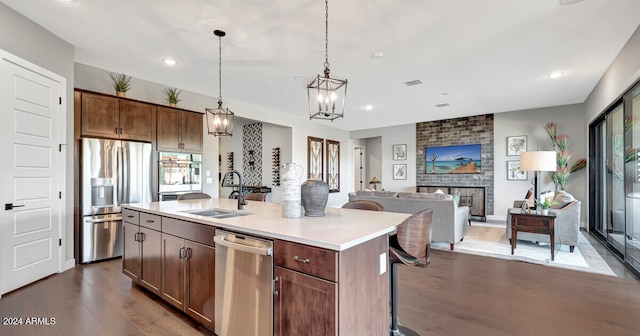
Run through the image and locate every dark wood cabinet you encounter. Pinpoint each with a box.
[274,266,337,336]
[122,210,161,295]
[161,233,215,330]
[122,221,140,281]
[80,92,152,142]
[157,107,203,153]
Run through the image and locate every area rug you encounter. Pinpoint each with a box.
[431,223,617,277]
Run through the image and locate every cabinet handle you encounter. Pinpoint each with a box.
[127,215,135,218]
[185,247,192,260]
[273,276,280,296]
[293,256,310,263]
[179,247,186,259]
[115,127,118,134]
[146,220,154,223]
[134,232,139,242]
[139,232,145,242]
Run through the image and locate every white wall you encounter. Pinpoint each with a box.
[351,124,417,193]
[0,3,75,267]
[493,104,587,225]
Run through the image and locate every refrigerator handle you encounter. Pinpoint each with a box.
[116,146,123,206]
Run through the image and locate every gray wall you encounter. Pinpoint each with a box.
[0,3,75,266]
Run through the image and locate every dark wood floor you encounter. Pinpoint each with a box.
[1,251,639,336]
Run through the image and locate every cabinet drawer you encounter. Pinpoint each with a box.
[274,240,337,282]
[122,208,139,225]
[162,217,216,247]
[140,212,161,231]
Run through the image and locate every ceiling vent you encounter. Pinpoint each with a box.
[403,79,423,86]
[435,103,450,108]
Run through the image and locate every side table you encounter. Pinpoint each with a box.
[510,209,557,261]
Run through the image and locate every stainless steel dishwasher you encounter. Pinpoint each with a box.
[214,229,273,336]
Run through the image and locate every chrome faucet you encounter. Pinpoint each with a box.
[221,170,247,210]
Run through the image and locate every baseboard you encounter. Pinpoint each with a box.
[63,259,76,272]
[486,215,506,223]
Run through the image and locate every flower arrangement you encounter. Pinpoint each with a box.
[109,72,131,96]
[535,198,559,210]
[544,122,586,190]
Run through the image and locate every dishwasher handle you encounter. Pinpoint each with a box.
[214,235,273,256]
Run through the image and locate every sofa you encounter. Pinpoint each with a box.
[348,190,470,250]
[506,191,581,252]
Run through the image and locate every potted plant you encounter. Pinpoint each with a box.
[535,198,559,215]
[109,72,131,97]
[163,87,182,107]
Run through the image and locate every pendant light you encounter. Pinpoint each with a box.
[206,29,234,136]
[307,0,347,121]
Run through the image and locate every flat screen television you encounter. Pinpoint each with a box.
[425,144,481,174]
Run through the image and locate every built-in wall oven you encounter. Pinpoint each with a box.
[158,152,202,201]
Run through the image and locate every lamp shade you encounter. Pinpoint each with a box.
[520,151,556,171]
[369,177,381,185]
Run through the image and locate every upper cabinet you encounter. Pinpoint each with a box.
[157,107,203,153]
[80,92,153,142]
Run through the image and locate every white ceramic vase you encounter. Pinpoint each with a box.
[281,163,303,218]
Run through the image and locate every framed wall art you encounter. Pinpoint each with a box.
[307,136,324,180]
[507,160,527,180]
[425,144,481,174]
[393,164,407,180]
[507,135,527,156]
[393,144,407,160]
[326,139,340,192]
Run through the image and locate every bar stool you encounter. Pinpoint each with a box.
[341,200,384,211]
[389,209,433,336]
[177,192,211,200]
[244,192,266,202]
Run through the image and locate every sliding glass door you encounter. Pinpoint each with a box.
[591,80,640,275]
[625,83,640,271]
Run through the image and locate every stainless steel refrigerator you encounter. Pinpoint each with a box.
[81,138,153,263]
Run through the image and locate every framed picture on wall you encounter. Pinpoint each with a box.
[393,164,407,180]
[393,144,407,160]
[507,135,527,156]
[307,136,324,180]
[326,139,340,192]
[507,160,527,180]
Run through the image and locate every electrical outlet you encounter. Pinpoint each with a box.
[379,252,387,275]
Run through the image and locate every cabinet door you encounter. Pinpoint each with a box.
[274,267,337,336]
[161,233,186,310]
[157,107,182,151]
[185,240,215,330]
[181,111,203,153]
[120,100,152,142]
[122,221,140,281]
[139,227,162,295]
[81,93,119,138]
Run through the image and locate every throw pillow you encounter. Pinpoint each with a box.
[551,191,575,209]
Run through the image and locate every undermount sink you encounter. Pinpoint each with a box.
[180,208,253,219]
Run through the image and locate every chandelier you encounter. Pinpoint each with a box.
[206,29,234,136]
[307,0,347,121]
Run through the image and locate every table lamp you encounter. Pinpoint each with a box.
[369,177,381,190]
[519,151,557,204]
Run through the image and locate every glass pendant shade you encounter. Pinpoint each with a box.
[206,29,234,136]
[307,0,347,121]
[206,100,234,137]
[307,69,347,121]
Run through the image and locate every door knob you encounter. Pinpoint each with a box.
[5,203,25,210]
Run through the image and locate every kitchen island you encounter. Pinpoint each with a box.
[121,198,410,336]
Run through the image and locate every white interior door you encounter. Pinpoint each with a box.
[354,147,365,191]
[0,51,63,296]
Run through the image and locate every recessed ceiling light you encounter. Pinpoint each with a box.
[435,103,450,108]
[364,104,373,111]
[372,52,384,59]
[441,92,449,96]
[549,71,565,78]
[163,58,177,66]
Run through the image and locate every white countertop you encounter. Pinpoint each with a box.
[122,198,410,251]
